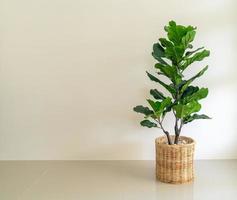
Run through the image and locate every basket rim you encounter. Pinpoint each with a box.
[155,135,195,147]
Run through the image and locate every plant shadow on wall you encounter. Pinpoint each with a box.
[133,21,211,144]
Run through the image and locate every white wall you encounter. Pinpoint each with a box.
[0,0,236,160]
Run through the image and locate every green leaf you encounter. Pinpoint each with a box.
[182,88,208,103]
[150,89,165,100]
[185,47,204,57]
[155,63,174,78]
[159,37,185,65]
[147,99,161,112]
[173,101,201,119]
[164,21,196,46]
[140,120,157,128]
[159,38,173,48]
[155,63,182,84]
[181,50,210,70]
[180,66,208,94]
[181,86,199,99]
[146,71,176,94]
[133,105,154,116]
[165,45,185,64]
[152,43,168,65]
[153,43,165,57]
[183,114,211,124]
[182,30,196,48]
[160,97,172,111]
[147,98,172,117]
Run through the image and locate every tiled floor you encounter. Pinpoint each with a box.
[0,160,236,200]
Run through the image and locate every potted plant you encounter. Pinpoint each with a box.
[133,21,210,184]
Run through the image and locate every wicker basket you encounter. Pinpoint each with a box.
[155,135,195,184]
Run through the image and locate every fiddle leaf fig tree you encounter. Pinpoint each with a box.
[133,21,211,145]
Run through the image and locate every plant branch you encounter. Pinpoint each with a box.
[174,118,184,144]
[156,118,172,145]
[173,81,183,144]
[179,120,183,133]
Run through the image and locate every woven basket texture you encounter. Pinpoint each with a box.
[155,135,195,184]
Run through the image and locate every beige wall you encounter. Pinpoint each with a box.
[0,0,237,159]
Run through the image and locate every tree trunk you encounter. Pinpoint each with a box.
[174,134,179,144]
[174,117,179,144]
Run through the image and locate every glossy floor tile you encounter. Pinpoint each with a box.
[0,160,236,200]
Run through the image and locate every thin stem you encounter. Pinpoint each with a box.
[174,117,179,135]
[179,120,183,133]
[174,119,183,144]
[173,80,183,144]
[174,119,179,144]
[156,118,172,145]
